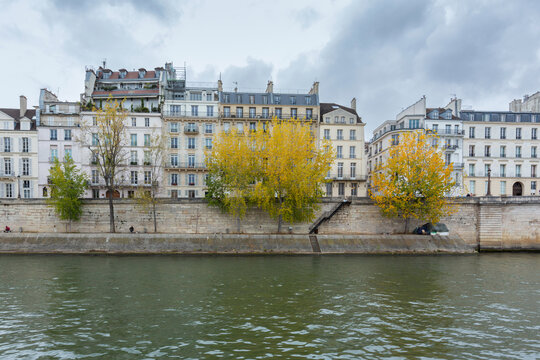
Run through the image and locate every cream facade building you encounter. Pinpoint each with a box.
[462,108,540,196]
[320,101,367,197]
[0,96,38,199]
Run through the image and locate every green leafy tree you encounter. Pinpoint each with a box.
[47,155,88,232]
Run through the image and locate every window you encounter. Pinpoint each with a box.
[351,183,357,196]
[469,164,475,177]
[500,146,506,158]
[350,130,356,140]
[170,154,178,167]
[21,158,29,176]
[188,154,195,168]
[92,117,97,126]
[50,148,58,162]
[262,95,268,104]
[306,109,313,119]
[337,162,343,178]
[338,183,345,196]
[91,170,99,184]
[188,138,196,149]
[469,127,475,139]
[131,118,137,127]
[144,151,150,165]
[170,137,178,149]
[532,128,538,140]
[249,122,256,132]
[532,165,537,178]
[144,134,150,147]
[191,105,199,116]
[275,108,282,119]
[170,122,178,133]
[223,122,230,132]
[350,146,356,158]
[290,96,296,105]
[532,181,537,193]
[445,153,451,166]
[485,145,491,157]
[274,95,281,104]
[249,107,256,118]
[305,96,312,105]
[500,181,506,195]
[205,138,212,149]
[445,124,451,134]
[500,164,506,177]
[23,180,30,198]
[22,138,29,152]
[145,118,150,127]
[131,134,137,146]
[50,129,57,140]
[190,92,202,101]
[532,146,537,158]
[131,171,138,185]
[500,127,506,139]
[171,174,178,186]
[144,171,151,185]
[485,164,491,177]
[323,129,330,140]
[130,151,138,165]
[516,165,522,177]
[207,93,213,101]
[337,146,343,159]
[350,163,356,178]
[64,147,72,159]
[207,106,214,117]
[337,129,343,140]
[469,180,476,195]
[5,183,13,198]
[291,108,297,118]
[92,189,99,199]
[516,127,522,139]
[409,119,419,129]
[350,117,355,124]
[469,145,475,157]
[223,107,231,117]
[516,146,522,158]
[205,124,213,134]
[249,95,255,104]
[223,94,230,103]
[325,183,332,197]
[236,94,242,103]
[236,107,243,118]
[262,108,269,119]
[188,174,195,186]
[91,151,98,165]
[325,117,330,123]
[484,127,491,139]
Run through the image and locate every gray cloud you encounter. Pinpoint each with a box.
[219,58,274,91]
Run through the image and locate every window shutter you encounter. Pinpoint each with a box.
[195,190,198,197]
[0,158,3,175]
[0,138,3,151]
[212,124,216,133]
[0,183,4,198]
[168,174,171,185]
[28,138,32,152]
[18,138,22,153]
[185,174,189,185]
[195,175,198,186]
[19,158,22,176]
[30,181,34,198]
[29,159,32,176]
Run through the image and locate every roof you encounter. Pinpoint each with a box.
[320,103,362,123]
[426,107,460,120]
[96,69,158,80]
[92,89,160,97]
[0,108,37,130]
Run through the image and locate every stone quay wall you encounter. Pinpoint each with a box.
[0,197,539,250]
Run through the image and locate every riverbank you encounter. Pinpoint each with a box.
[0,233,476,254]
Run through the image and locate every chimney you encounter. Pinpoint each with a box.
[351,97,357,111]
[20,95,27,117]
[265,80,273,93]
[217,79,223,92]
[309,81,319,95]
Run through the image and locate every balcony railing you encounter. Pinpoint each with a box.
[163,111,217,118]
[326,175,368,181]
[164,162,206,170]
[220,112,318,120]
[184,125,199,134]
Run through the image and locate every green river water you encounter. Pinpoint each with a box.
[0,253,538,359]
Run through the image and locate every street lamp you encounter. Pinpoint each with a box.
[17,174,21,198]
[487,168,491,196]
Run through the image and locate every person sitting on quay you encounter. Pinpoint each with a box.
[4,226,11,233]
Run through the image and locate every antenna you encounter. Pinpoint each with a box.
[233,81,238,92]
[102,58,107,68]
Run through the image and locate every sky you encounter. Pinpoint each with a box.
[2,0,540,138]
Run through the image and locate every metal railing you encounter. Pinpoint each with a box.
[162,111,218,118]
[220,112,318,120]
[164,162,206,169]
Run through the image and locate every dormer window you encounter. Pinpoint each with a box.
[138,69,146,78]
[429,110,439,119]
[119,69,127,79]
[443,110,452,119]
[102,69,112,79]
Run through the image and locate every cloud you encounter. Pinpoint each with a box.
[219,58,274,91]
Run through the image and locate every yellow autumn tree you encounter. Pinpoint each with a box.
[206,118,333,232]
[370,130,455,233]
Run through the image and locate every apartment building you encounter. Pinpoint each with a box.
[320,100,367,197]
[368,96,464,195]
[36,89,82,198]
[0,96,38,198]
[462,108,540,196]
[161,65,219,198]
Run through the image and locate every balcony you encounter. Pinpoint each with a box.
[130,160,138,165]
[184,125,199,134]
[163,110,217,119]
[220,112,318,121]
[444,144,458,151]
[164,162,206,170]
[327,175,368,181]
[0,172,15,179]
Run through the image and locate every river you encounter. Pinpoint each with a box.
[0,254,538,359]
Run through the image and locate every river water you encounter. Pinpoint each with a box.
[0,254,538,359]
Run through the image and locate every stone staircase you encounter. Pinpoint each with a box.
[478,205,502,248]
[309,200,351,234]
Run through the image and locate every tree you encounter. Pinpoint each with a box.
[206,118,333,232]
[370,130,456,233]
[82,98,128,233]
[134,132,166,233]
[47,155,88,232]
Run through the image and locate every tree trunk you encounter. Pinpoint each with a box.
[278,214,283,233]
[404,217,409,234]
[236,216,240,233]
[152,201,157,233]
[108,186,115,233]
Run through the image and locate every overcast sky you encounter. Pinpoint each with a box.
[2,0,540,137]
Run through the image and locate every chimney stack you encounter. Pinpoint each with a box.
[351,97,357,111]
[265,80,273,93]
[217,79,223,92]
[20,95,27,117]
[309,81,319,95]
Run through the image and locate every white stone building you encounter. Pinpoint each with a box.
[0,96,38,198]
[36,89,82,198]
[320,100,367,197]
